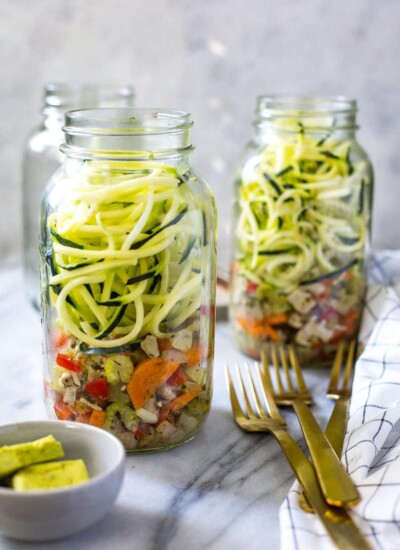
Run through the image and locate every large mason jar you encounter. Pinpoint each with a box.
[230,96,373,365]
[23,84,134,309]
[40,108,217,452]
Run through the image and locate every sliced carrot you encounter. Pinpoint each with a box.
[127,357,179,410]
[265,313,288,325]
[166,384,202,411]
[185,344,209,366]
[89,409,106,428]
[54,399,73,420]
[237,317,281,341]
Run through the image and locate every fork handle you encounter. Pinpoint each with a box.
[274,429,371,550]
[293,399,360,507]
[325,396,350,457]
[299,396,351,513]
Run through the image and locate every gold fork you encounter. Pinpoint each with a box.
[224,362,371,550]
[261,343,360,508]
[299,340,358,513]
[325,340,358,455]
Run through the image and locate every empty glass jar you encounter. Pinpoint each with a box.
[40,108,217,452]
[22,84,134,309]
[230,96,373,365]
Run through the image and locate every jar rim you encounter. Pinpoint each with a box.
[256,95,357,115]
[43,84,135,115]
[63,108,193,137]
[255,95,358,132]
[61,108,194,160]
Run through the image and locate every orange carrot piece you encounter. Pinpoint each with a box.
[127,357,179,410]
[89,409,106,428]
[263,324,281,342]
[54,399,73,421]
[166,384,202,411]
[265,313,288,325]
[237,317,281,341]
[185,344,209,366]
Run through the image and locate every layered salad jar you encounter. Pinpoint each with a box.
[23,84,134,310]
[230,97,373,364]
[40,108,217,452]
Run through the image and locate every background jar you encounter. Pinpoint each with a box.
[40,108,217,452]
[229,96,373,365]
[22,84,134,310]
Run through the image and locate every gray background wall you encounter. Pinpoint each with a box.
[1,0,400,270]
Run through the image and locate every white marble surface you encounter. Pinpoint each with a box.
[0,263,335,550]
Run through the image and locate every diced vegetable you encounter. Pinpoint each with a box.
[103,403,138,432]
[84,379,109,400]
[54,398,74,420]
[127,357,179,410]
[89,409,106,428]
[104,355,134,384]
[165,382,202,411]
[56,353,82,373]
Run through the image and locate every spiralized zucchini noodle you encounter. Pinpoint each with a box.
[236,127,370,291]
[47,162,203,348]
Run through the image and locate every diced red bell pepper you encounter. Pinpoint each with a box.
[84,378,109,400]
[56,353,82,373]
[246,281,258,293]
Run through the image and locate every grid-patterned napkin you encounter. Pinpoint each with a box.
[280,279,400,549]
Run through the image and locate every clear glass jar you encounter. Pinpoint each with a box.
[23,84,134,309]
[229,96,373,365]
[40,108,217,452]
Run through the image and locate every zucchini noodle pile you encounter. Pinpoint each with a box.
[237,130,370,290]
[47,162,203,349]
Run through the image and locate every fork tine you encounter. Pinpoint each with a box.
[279,344,295,392]
[288,344,308,394]
[328,340,345,392]
[255,363,285,424]
[261,345,274,391]
[341,340,357,391]
[245,363,267,418]
[270,344,285,393]
[224,365,246,420]
[235,363,257,419]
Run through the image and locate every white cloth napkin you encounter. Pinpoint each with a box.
[279,285,400,550]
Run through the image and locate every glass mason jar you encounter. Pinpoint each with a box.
[23,84,134,310]
[230,96,373,365]
[40,108,217,452]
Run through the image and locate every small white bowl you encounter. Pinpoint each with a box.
[0,420,125,542]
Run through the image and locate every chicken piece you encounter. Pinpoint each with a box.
[287,288,316,314]
[140,335,160,358]
[172,329,193,352]
[287,312,304,329]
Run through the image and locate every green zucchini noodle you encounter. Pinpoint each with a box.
[236,130,371,291]
[47,163,204,348]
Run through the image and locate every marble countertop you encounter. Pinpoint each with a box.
[0,263,334,550]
